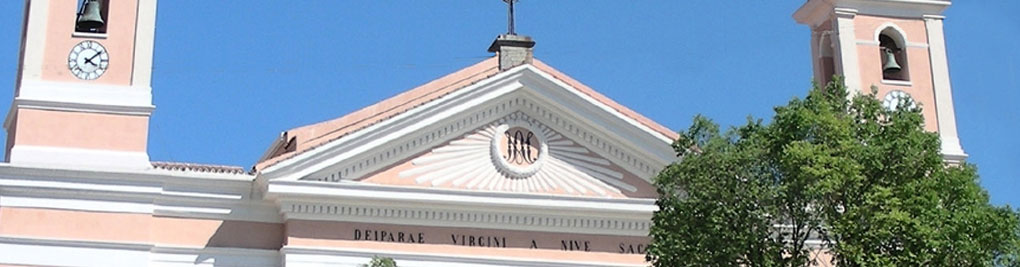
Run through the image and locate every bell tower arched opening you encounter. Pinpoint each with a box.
[878,27,909,81]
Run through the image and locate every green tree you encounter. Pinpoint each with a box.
[647,78,1020,266]
[362,256,397,267]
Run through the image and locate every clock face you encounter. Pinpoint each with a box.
[67,40,109,80]
[882,90,915,111]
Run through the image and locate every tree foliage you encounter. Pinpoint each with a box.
[647,78,1020,266]
[362,256,397,267]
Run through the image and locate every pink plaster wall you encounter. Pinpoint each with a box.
[852,15,939,132]
[0,207,283,250]
[39,0,137,85]
[12,108,149,152]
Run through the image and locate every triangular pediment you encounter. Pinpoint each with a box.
[259,63,677,199]
[353,110,658,198]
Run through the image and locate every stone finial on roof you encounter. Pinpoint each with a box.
[488,34,535,71]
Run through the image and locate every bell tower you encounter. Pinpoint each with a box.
[5,0,157,169]
[794,0,966,163]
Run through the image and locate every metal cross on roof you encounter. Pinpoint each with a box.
[503,0,519,35]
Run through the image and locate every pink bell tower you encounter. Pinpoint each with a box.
[5,0,157,169]
[794,0,967,163]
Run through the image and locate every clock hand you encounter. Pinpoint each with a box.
[86,51,103,66]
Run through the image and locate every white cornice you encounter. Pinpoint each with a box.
[267,180,655,236]
[258,64,676,187]
[0,164,280,223]
[0,236,279,267]
[794,0,951,27]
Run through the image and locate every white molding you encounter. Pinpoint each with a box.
[8,145,152,170]
[305,96,661,188]
[12,97,155,116]
[923,16,967,161]
[0,236,281,267]
[71,32,108,39]
[132,0,158,87]
[269,181,655,214]
[282,246,645,267]
[261,65,674,186]
[519,68,673,176]
[856,40,880,46]
[18,0,49,82]
[880,79,913,87]
[281,201,651,236]
[0,163,282,223]
[906,42,929,48]
[150,245,280,267]
[874,22,909,44]
[15,79,154,110]
[259,68,528,180]
[833,8,863,96]
[0,195,154,214]
[0,236,153,267]
[268,181,654,236]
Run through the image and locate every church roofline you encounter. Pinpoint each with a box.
[254,57,679,172]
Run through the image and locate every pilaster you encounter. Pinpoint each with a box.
[833,8,862,95]
[923,15,967,162]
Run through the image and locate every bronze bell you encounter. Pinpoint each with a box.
[77,0,105,30]
[882,47,902,73]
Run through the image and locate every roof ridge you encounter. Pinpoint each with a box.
[253,57,679,172]
[254,57,500,171]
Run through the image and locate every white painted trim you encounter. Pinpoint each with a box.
[523,65,674,145]
[833,8,863,95]
[906,42,929,48]
[8,145,151,170]
[874,22,909,44]
[280,201,651,236]
[880,79,913,87]
[12,97,154,116]
[18,0,49,82]
[282,246,645,267]
[71,31,108,39]
[0,163,282,223]
[261,65,674,185]
[521,65,675,156]
[268,181,654,236]
[16,79,154,110]
[0,195,154,214]
[0,236,153,267]
[856,40,880,46]
[923,16,967,160]
[132,0,158,87]
[269,181,655,214]
[150,245,281,267]
[0,236,281,267]
[259,68,527,178]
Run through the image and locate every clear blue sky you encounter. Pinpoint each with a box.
[0,2,1016,206]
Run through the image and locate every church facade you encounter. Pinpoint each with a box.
[0,0,963,266]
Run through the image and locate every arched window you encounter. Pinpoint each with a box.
[818,31,835,85]
[878,27,908,81]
